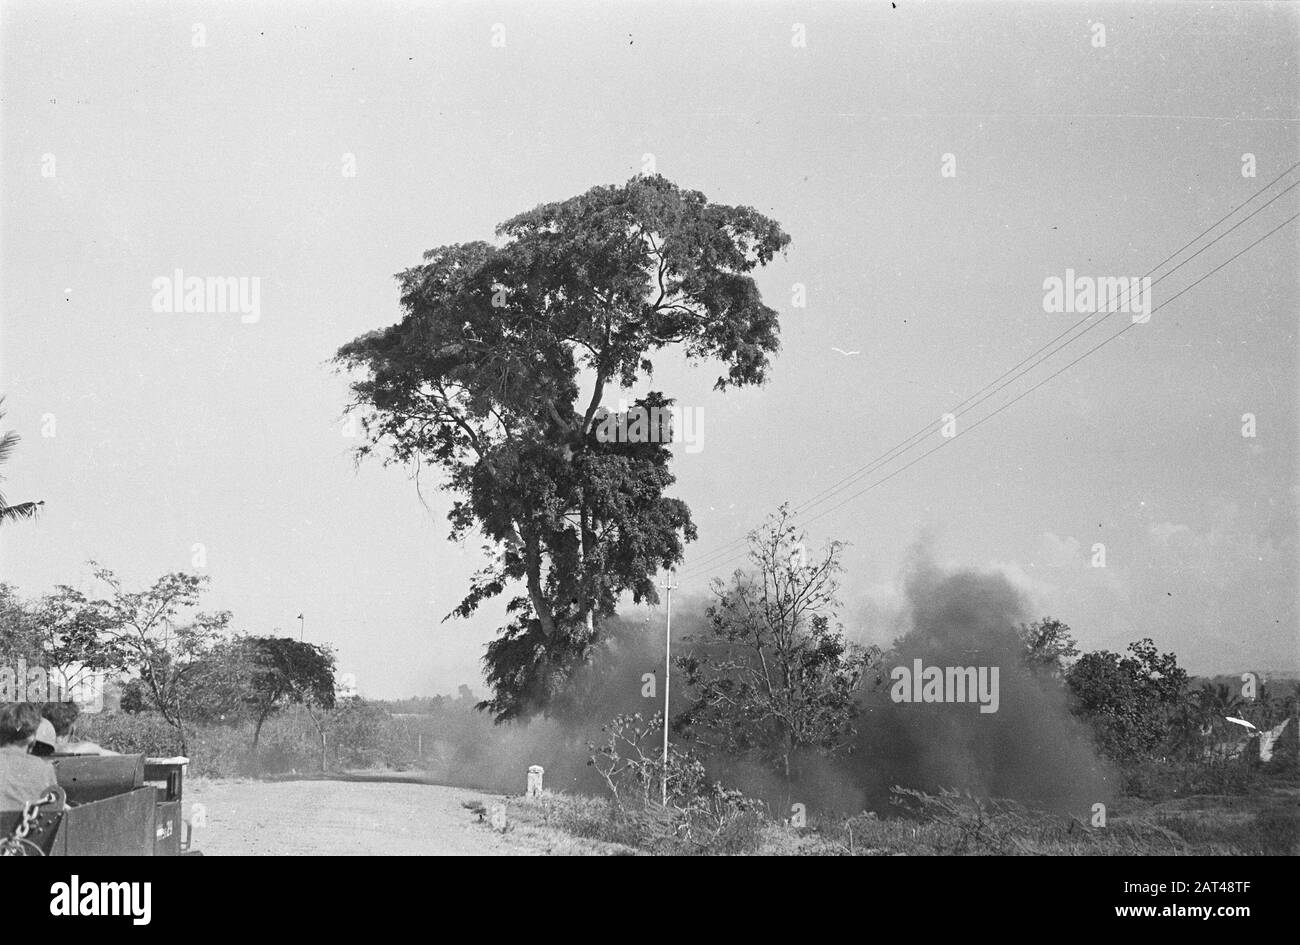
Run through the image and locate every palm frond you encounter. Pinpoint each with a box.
[0,430,18,468]
[0,396,42,524]
[0,500,44,524]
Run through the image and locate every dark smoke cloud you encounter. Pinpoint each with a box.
[426,553,1115,820]
[424,597,708,797]
[844,553,1116,816]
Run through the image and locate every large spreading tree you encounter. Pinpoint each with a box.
[337,175,790,719]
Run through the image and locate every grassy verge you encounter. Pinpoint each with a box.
[484,781,1300,856]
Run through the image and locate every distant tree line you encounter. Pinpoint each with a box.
[1,568,340,765]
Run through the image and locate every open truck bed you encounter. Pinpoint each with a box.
[0,754,193,856]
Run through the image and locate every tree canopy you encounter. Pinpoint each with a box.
[238,636,337,748]
[337,175,791,719]
[1065,638,1188,763]
[1018,616,1080,678]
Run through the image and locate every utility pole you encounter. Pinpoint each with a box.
[659,569,677,807]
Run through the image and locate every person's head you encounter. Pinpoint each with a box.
[0,702,43,747]
[42,701,81,738]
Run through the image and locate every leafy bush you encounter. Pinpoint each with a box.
[584,711,769,854]
[253,712,320,774]
[327,698,391,769]
[77,712,251,777]
[1066,639,1187,764]
[78,711,179,755]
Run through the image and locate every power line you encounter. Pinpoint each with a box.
[681,165,1300,575]
[679,163,1300,578]
[680,206,1299,582]
[792,174,1300,520]
[796,210,1300,530]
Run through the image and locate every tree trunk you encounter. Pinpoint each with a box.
[782,752,791,811]
[580,503,596,639]
[252,707,270,751]
[523,529,558,637]
[304,703,328,772]
[782,728,797,811]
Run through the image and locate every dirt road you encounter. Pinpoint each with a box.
[184,776,612,856]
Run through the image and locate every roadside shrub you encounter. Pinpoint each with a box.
[1122,758,1257,800]
[75,701,405,778]
[77,712,251,777]
[78,711,179,755]
[179,727,250,778]
[690,805,766,855]
[585,712,769,854]
[1254,807,1300,855]
[328,698,391,769]
[254,712,321,774]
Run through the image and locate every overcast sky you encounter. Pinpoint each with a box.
[2,1,1296,698]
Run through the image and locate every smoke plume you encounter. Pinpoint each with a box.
[420,551,1115,821]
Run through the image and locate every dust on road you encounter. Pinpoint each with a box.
[184,777,611,856]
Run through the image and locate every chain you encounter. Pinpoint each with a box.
[1,791,61,857]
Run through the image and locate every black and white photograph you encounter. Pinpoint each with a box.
[0,0,1296,905]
